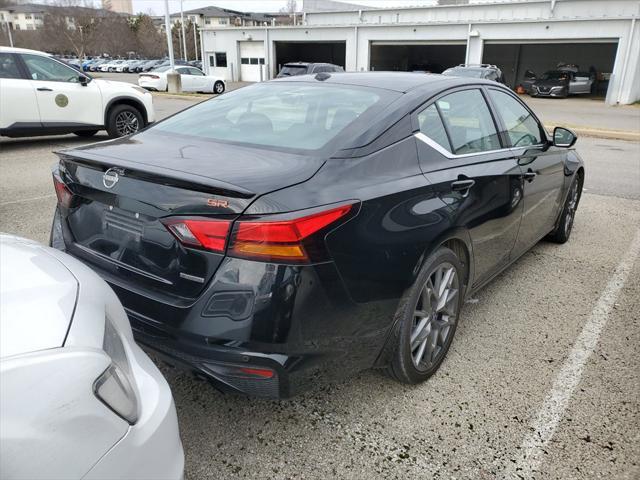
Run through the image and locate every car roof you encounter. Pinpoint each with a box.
[271,71,496,93]
[0,46,50,56]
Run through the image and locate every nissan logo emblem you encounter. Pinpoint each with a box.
[103,168,121,189]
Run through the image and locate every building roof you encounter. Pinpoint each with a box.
[171,6,244,18]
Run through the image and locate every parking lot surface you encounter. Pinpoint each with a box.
[1,95,639,479]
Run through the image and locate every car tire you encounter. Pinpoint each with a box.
[548,175,581,244]
[73,130,99,138]
[387,247,464,384]
[213,81,225,94]
[106,104,144,138]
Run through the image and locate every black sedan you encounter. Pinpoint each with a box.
[50,73,584,398]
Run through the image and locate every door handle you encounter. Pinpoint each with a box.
[37,87,53,92]
[451,179,476,195]
[523,169,537,182]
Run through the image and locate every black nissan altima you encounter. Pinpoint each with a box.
[51,72,584,398]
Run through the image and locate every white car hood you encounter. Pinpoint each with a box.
[0,235,77,358]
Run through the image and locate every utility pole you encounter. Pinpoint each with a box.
[193,23,198,61]
[2,18,13,47]
[180,0,187,61]
[163,0,174,69]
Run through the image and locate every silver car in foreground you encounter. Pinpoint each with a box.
[0,234,184,479]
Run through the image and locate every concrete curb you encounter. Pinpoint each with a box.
[544,124,640,142]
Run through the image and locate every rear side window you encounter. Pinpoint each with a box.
[418,104,450,152]
[488,90,542,147]
[154,82,390,151]
[0,53,21,79]
[435,89,501,155]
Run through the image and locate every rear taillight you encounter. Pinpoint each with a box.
[229,204,354,263]
[140,74,159,79]
[163,218,231,253]
[162,203,355,263]
[52,173,73,208]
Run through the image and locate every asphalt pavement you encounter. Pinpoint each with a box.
[1,93,639,480]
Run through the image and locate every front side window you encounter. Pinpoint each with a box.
[435,89,501,154]
[0,53,22,79]
[21,54,80,82]
[153,83,391,151]
[489,90,542,147]
[188,67,204,76]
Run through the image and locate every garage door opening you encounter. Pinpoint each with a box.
[370,43,466,73]
[274,41,346,76]
[483,41,618,97]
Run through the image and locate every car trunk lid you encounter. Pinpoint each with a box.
[56,133,325,300]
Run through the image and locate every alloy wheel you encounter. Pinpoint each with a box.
[564,182,579,236]
[115,111,140,136]
[409,262,459,371]
[214,82,224,94]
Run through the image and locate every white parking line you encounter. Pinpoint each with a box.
[0,194,56,206]
[507,228,640,479]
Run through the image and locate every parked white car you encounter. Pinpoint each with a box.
[0,234,184,480]
[0,47,155,138]
[100,59,125,72]
[139,65,226,94]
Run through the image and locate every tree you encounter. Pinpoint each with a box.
[131,14,166,58]
[280,0,298,14]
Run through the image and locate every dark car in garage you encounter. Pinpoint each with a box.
[276,62,344,77]
[442,64,505,84]
[528,66,594,98]
[50,73,584,398]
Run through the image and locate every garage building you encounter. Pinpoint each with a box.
[201,0,640,105]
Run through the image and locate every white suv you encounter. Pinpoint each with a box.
[0,47,155,138]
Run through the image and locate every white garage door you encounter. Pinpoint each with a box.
[239,41,265,82]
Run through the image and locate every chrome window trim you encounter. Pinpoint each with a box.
[414,131,513,159]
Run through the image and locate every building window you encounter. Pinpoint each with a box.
[205,19,211,24]
[219,18,228,25]
[26,24,34,30]
[24,14,32,19]
[209,52,228,68]
[241,57,265,66]
[215,52,227,67]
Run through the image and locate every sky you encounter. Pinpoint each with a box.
[130,0,441,16]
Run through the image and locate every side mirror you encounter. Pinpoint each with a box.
[553,127,577,148]
[524,70,537,79]
[79,75,90,86]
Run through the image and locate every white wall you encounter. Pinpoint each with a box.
[201,0,640,104]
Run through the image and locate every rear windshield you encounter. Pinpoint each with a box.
[278,65,308,76]
[153,82,390,151]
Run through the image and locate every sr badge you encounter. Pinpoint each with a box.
[55,94,69,108]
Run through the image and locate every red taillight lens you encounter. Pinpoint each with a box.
[52,173,73,208]
[229,204,353,263]
[163,218,231,253]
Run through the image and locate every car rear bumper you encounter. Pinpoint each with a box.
[51,210,397,398]
[83,341,184,480]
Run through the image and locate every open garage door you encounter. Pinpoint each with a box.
[239,41,266,82]
[483,41,618,97]
[274,41,346,75]
[370,42,466,73]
